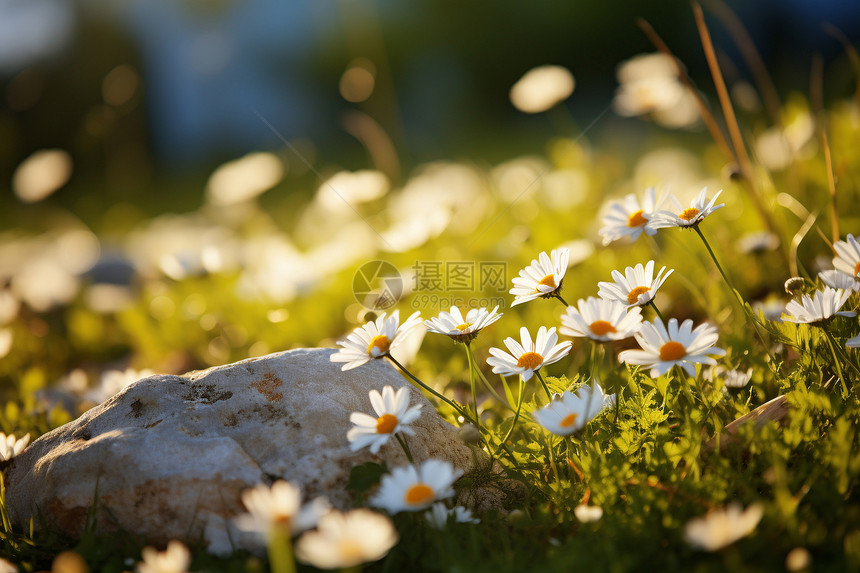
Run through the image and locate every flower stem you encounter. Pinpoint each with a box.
[386,355,475,425]
[467,344,512,411]
[822,327,851,396]
[395,432,416,465]
[268,529,297,573]
[464,343,483,433]
[555,293,570,307]
[648,299,665,323]
[535,370,553,401]
[493,378,526,461]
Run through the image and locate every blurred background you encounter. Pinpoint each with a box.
[2,0,860,426]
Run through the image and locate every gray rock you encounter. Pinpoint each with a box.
[4,348,489,545]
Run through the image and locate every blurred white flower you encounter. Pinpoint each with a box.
[848,333,860,348]
[0,432,30,461]
[316,170,389,213]
[137,540,191,573]
[710,366,753,389]
[0,557,15,573]
[370,459,461,514]
[86,367,154,404]
[532,383,613,436]
[510,65,575,113]
[0,288,20,325]
[425,502,479,529]
[487,326,571,382]
[684,503,763,552]
[736,231,780,255]
[347,386,422,454]
[12,149,73,203]
[295,509,398,569]
[0,328,12,360]
[573,504,603,523]
[234,481,330,549]
[205,152,284,206]
[613,53,699,129]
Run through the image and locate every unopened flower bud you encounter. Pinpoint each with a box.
[784,277,805,295]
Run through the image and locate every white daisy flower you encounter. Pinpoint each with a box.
[0,432,29,461]
[684,503,763,552]
[509,65,575,114]
[424,305,502,343]
[819,269,860,292]
[370,459,462,514]
[573,504,604,523]
[651,188,724,229]
[347,386,422,454]
[509,248,569,307]
[597,260,674,307]
[0,558,15,573]
[618,317,726,377]
[833,234,860,279]
[295,509,398,569]
[138,540,191,573]
[532,383,612,435]
[598,187,666,246]
[781,287,855,324]
[234,481,330,545]
[486,326,572,381]
[331,310,423,370]
[425,502,480,529]
[559,297,643,342]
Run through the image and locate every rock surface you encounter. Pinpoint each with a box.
[4,348,487,545]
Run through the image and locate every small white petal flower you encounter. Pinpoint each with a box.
[425,502,480,529]
[424,305,503,343]
[684,503,763,552]
[650,188,724,229]
[331,310,423,370]
[559,297,643,342]
[234,481,330,548]
[0,432,29,462]
[295,509,398,569]
[532,383,612,435]
[709,365,753,389]
[138,540,191,573]
[819,269,860,292]
[509,248,569,307]
[597,260,674,307]
[347,386,422,454]
[833,234,860,279]
[781,287,855,324]
[573,504,604,523]
[618,317,726,378]
[486,326,572,381]
[509,65,575,114]
[598,187,666,246]
[847,333,860,348]
[370,459,462,514]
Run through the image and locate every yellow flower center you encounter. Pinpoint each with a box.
[404,483,435,506]
[456,322,473,331]
[854,261,860,277]
[627,286,650,304]
[338,539,365,561]
[627,209,647,228]
[589,320,617,336]
[366,335,391,356]
[659,341,687,361]
[273,513,293,527]
[376,413,398,434]
[679,207,700,221]
[516,351,544,370]
[536,274,557,291]
[560,413,579,428]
